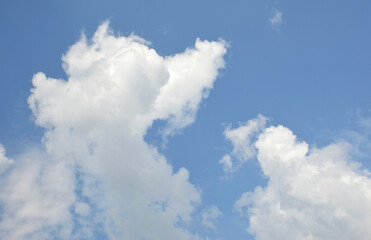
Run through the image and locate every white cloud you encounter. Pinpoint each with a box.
[74,202,90,216]
[0,22,227,240]
[0,150,75,240]
[231,117,371,240]
[219,154,233,173]
[0,143,13,174]
[219,115,267,173]
[269,9,283,30]
[344,113,371,159]
[201,205,223,229]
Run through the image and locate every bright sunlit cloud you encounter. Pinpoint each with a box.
[0,22,227,240]
[1,2,370,239]
[219,115,267,174]
[229,116,371,240]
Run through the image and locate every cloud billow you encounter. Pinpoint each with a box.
[0,22,227,240]
[226,116,371,240]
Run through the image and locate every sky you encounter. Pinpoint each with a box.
[0,1,371,239]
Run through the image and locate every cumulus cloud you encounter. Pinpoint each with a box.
[0,151,75,240]
[230,116,371,240]
[219,115,267,173]
[0,22,227,240]
[269,9,283,30]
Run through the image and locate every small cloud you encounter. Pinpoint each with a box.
[219,154,234,174]
[201,205,223,229]
[219,114,268,174]
[269,9,284,30]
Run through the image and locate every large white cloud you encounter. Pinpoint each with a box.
[0,22,227,240]
[0,150,75,240]
[228,116,371,240]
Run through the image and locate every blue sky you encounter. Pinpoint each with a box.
[0,1,370,239]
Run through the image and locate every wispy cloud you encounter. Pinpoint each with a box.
[201,205,223,229]
[269,9,284,30]
[0,143,13,174]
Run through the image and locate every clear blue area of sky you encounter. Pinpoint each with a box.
[0,1,370,239]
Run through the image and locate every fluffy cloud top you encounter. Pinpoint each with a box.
[228,116,371,240]
[219,115,267,173]
[0,22,227,240]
